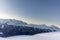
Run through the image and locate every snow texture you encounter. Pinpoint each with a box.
[0,32,60,40]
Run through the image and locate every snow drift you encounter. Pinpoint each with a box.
[0,32,60,40]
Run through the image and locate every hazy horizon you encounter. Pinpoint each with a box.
[0,0,60,27]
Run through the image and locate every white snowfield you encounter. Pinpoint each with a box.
[0,32,60,40]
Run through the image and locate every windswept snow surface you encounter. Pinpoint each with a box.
[0,32,60,40]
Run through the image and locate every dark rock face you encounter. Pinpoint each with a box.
[0,19,59,37]
[0,23,59,37]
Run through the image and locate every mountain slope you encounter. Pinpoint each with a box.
[0,19,59,37]
[0,19,27,26]
[0,32,60,40]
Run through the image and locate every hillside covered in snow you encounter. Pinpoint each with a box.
[0,19,59,37]
[0,32,60,40]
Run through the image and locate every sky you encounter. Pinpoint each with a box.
[0,0,60,27]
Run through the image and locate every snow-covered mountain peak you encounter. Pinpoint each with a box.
[0,19,27,25]
[0,19,59,31]
[0,19,59,37]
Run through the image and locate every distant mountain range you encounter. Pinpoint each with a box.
[0,19,59,37]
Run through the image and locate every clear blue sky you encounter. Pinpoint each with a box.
[0,0,60,27]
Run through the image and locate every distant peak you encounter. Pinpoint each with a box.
[0,19,27,25]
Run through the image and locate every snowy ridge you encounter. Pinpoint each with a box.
[0,19,27,26]
[0,19,59,31]
[0,19,59,37]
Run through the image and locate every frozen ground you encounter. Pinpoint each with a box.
[0,32,60,40]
